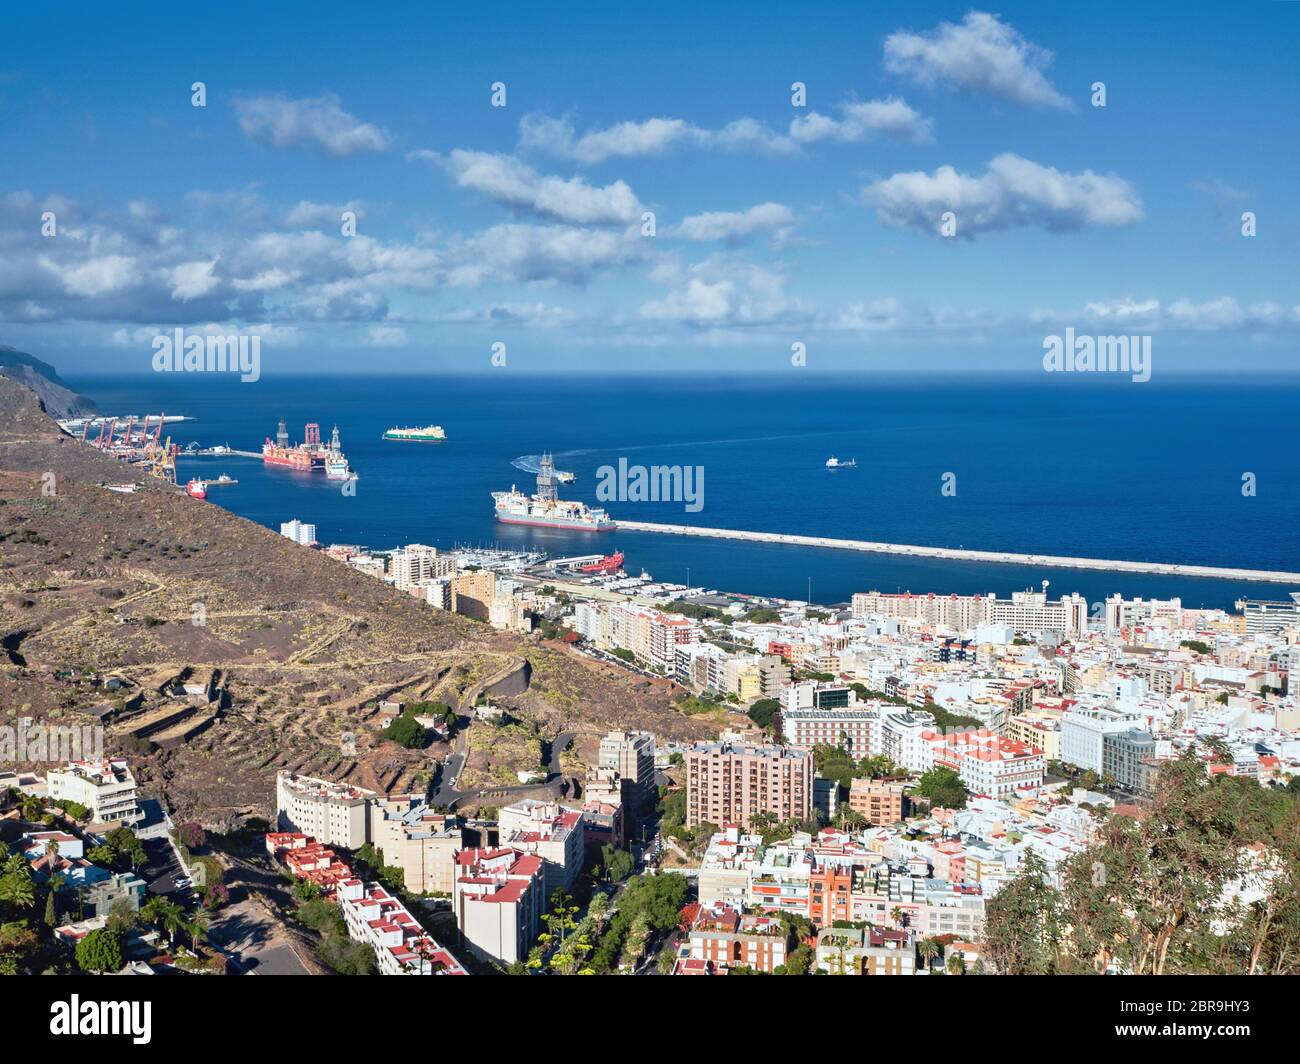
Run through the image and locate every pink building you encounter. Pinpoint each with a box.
[686,741,812,830]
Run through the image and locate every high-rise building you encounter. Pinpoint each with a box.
[685,741,812,830]
[279,519,317,546]
[451,569,496,620]
[598,730,656,811]
[390,544,454,589]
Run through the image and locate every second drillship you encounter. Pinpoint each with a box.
[492,453,616,531]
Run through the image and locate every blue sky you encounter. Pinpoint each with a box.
[2,0,1298,374]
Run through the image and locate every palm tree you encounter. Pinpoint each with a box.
[918,937,941,971]
[0,857,36,911]
[141,897,186,946]
[186,910,209,952]
[946,952,966,975]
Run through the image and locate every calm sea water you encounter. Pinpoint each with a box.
[70,373,1300,611]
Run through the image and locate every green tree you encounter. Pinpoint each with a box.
[384,710,427,749]
[542,891,581,947]
[746,698,781,731]
[76,928,123,973]
[0,854,36,913]
[601,845,635,883]
[0,921,37,975]
[914,766,968,810]
[982,851,1064,974]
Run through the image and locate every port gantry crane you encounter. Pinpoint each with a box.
[139,414,177,484]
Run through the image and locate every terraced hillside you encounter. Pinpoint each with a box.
[0,374,713,826]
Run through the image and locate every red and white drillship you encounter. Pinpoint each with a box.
[185,479,208,499]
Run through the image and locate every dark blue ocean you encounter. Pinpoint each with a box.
[70,373,1300,611]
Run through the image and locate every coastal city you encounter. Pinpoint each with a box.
[5,475,1300,980]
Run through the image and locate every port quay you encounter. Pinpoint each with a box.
[614,520,1300,585]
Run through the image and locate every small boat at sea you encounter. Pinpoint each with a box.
[825,456,857,469]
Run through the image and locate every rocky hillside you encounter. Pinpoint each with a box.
[0,346,97,419]
[0,374,713,827]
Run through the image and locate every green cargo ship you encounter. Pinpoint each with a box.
[383,425,446,442]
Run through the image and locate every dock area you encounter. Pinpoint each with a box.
[613,519,1300,585]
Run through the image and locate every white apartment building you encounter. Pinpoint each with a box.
[880,711,938,773]
[497,800,584,898]
[1060,708,1139,774]
[1105,594,1183,634]
[453,847,545,965]
[276,771,381,849]
[279,519,317,546]
[47,759,141,826]
[390,544,455,589]
[573,601,610,645]
[337,879,466,975]
[925,730,1045,799]
[851,589,1088,637]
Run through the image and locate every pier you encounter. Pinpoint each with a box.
[613,519,1300,585]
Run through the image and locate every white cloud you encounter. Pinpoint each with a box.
[674,203,794,243]
[790,98,932,144]
[519,114,701,163]
[640,259,803,327]
[1080,297,1162,326]
[235,93,391,156]
[518,99,930,163]
[831,298,907,331]
[426,150,641,225]
[40,254,138,297]
[169,258,220,301]
[1043,297,1300,331]
[866,153,1143,236]
[456,223,644,285]
[884,11,1071,110]
[366,324,408,347]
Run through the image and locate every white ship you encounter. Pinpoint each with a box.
[825,456,857,469]
[492,453,615,531]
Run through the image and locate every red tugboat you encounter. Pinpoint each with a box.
[185,479,208,499]
[579,551,624,573]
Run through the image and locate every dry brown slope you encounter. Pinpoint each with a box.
[0,375,713,825]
